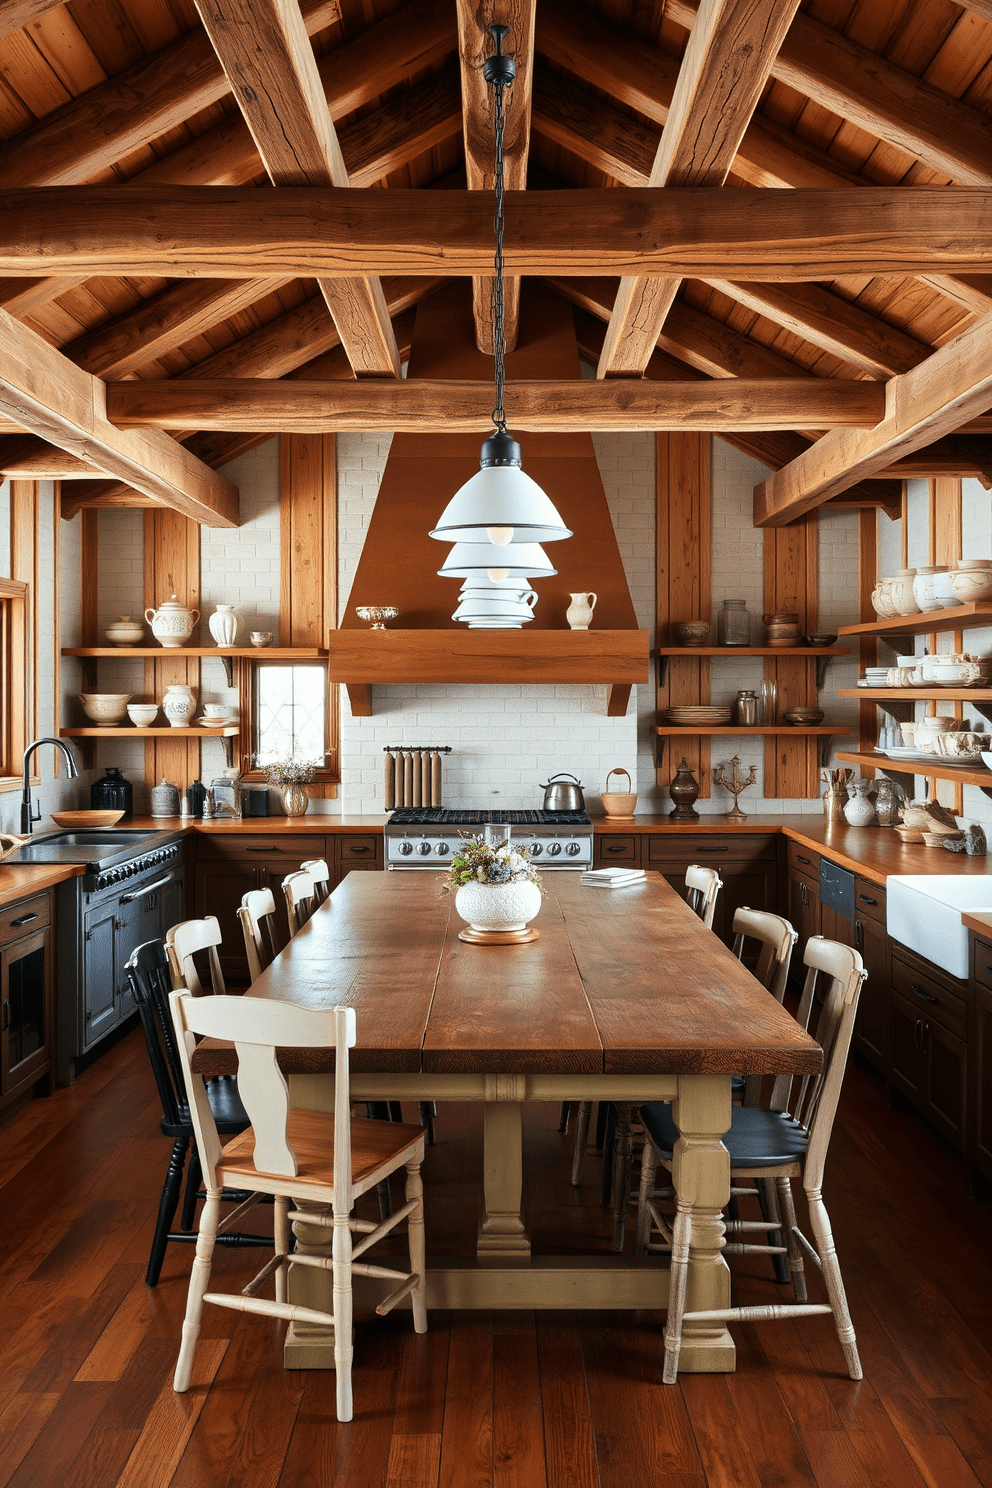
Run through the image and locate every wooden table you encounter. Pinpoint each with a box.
[194,871,821,1373]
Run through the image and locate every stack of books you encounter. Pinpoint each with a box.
[579,867,647,888]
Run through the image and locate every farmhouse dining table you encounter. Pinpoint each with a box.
[193,870,821,1374]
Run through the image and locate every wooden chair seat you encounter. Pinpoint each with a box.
[219,1108,427,1199]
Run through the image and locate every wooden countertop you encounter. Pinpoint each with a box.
[962,910,992,940]
[0,861,83,908]
[121,814,385,833]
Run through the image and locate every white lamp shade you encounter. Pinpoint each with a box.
[438,541,557,580]
[430,466,572,544]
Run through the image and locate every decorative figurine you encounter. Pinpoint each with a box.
[966,824,987,856]
[713,755,757,822]
[668,758,701,821]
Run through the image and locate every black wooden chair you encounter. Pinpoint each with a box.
[126,938,271,1286]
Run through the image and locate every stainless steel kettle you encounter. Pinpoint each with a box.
[540,773,585,812]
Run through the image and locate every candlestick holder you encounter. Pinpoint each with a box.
[713,755,757,822]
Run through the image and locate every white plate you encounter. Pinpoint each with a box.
[879,749,985,768]
[195,716,236,727]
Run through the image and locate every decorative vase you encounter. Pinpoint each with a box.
[91,766,132,816]
[280,783,310,817]
[843,781,876,827]
[162,684,196,728]
[873,778,905,828]
[144,594,200,648]
[566,592,598,630]
[104,614,146,646]
[454,879,542,934]
[668,757,700,821]
[208,603,239,646]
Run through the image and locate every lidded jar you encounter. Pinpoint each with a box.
[104,615,146,647]
[717,599,751,647]
[90,766,132,817]
[144,593,200,648]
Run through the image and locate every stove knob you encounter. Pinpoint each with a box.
[417,841,433,856]
[529,842,543,856]
[434,842,450,856]
[565,841,581,856]
[398,841,414,855]
[547,842,562,857]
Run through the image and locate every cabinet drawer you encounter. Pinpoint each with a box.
[197,833,326,862]
[787,840,820,877]
[595,835,639,864]
[891,950,968,1039]
[0,893,50,944]
[646,833,776,865]
[335,835,382,864]
[853,878,886,925]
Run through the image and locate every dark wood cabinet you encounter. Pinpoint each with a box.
[645,834,777,948]
[890,948,969,1150]
[968,937,992,1186]
[787,865,819,965]
[851,910,890,1069]
[335,833,383,880]
[0,891,54,1116]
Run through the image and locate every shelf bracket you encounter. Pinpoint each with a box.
[819,734,839,769]
[980,786,992,801]
[657,655,669,689]
[656,736,666,768]
[221,656,235,688]
[972,702,992,724]
[222,735,234,767]
[815,656,832,691]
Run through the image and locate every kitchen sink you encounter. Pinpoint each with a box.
[6,827,171,870]
[887,875,992,979]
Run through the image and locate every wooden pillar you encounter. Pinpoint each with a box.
[10,480,39,743]
[657,433,711,794]
[763,513,818,798]
[144,509,201,793]
[857,507,878,773]
[931,477,964,814]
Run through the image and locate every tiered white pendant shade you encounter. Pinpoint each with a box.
[430,465,572,546]
[438,541,557,582]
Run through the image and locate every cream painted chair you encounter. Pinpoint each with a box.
[684,863,723,929]
[166,915,226,996]
[237,888,285,983]
[282,870,317,936]
[169,990,428,1422]
[635,935,866,1384]
[300,857,332,906]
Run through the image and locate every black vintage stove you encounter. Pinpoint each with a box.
[384,807,594,869]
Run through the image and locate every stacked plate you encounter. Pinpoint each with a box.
[664,705,733,725]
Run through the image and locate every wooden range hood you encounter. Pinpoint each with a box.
[333,283,649,716]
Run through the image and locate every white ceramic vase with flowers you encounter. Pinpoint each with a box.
[441,835,543,940]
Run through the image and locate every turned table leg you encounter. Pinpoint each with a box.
[669,1072,735,1373]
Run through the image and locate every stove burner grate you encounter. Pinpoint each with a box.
[387,807,592,827]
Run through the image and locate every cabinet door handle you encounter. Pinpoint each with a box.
[914,1018,922,1048]
[800,881,808,906]
[9,912,38,926]
[854,919,863,948]
[606,845,627,853]
[922,1023,931,1056]
[796,855,812,866]
[246,847,279,853]
[910,983,937,1004]
[348,845,371,854]
[858,893,878,906]
[1,999,8,1031]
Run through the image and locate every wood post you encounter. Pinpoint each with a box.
[657,432,711,794]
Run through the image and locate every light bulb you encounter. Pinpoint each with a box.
[486,525,513,545]
[487,566,510,582]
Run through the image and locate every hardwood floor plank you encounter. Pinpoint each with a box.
[494,1315,547,1488]
[113,1339,228,1488]
[680,1375,766,1488]
[535,1316,600,1488]
[438,1313,495,1488]
[59,1339,176,1488]
[384,1434,443,1488]
[4,1383,115,1488]
[0,1391,61,1488]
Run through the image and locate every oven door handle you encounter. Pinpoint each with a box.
[119,872,175,902]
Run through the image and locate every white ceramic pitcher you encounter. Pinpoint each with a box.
[566,592,597,630]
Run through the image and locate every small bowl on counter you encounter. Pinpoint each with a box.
[49,809,125,829]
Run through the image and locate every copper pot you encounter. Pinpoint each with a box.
[763,611,801,647]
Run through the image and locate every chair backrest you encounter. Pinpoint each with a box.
[731,907,797,1005]
[166,915,226,996]
[126,938,191,1130]
[774,935,865,1189]
[170,989,356,1208]
[685,864,723,930]
[300,858,332,905]
[237,887,285,983]
[282,870,317,936]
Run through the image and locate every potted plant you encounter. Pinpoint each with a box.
[252,755,325,817]
[441,835,543,943]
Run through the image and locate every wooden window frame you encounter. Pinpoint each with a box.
[238,658,340,791]
[0,578,30,791]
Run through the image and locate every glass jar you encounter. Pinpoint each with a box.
[759,679,778,725]
[717,599,751,647]
[736,690,758,726]
[90,766,132,817]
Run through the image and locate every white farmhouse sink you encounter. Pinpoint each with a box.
[887,875,992,979]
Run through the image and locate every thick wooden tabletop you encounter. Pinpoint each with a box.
[193,873,821,1079]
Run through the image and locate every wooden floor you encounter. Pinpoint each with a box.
[0,1032,989,1488]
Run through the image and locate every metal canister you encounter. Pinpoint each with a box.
[736,690,758,726]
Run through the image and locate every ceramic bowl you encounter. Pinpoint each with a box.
[783,707,825,725]
[931,572,963,609]
[931,732,985,761]
[802,634,837,647]
[871,580,897,618]
[79,692,131,726]
[899,723,917,747]
[202,703,232,718]
[126,702,159,726]
[674,620,711,646]
[981,750,992,772]
[890,568,920,616]
[949,567,992,604]
[912,566,949,613]
[928,659,992,686]
[250,632,273,647]
[896,655,918,668]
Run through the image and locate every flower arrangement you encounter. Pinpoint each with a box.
[251,754,325,786]
[440,834,541,893]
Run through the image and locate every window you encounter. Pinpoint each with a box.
[242,660,339,786]
[0,579,29,787]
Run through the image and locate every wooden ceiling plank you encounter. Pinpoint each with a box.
[598,0,803,379]
[455,0,535,354]
[0,306,238,525]
[0,0,66,42]
[665,0,992,185]
[754,313,992,526]
[193,0,398,379]
[958,0,992,22]
[10,186,992,278]
[102,375,886,433]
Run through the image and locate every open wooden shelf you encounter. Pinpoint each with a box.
[839,687,992,701]
[656,646,849,657]
[60,726,240,737]
[837,750,992,792]
[654,725,850,735]
[61,647,327,658]
[838,604,992,639]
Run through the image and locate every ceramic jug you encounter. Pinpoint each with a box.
[566,592,598,630]
[145,594,199,648]
[162,683,196,727]
[843,781,876,827]
[207,603,239,646]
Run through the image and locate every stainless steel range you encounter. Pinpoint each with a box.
[385,808,594,870]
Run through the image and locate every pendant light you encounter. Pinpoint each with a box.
[429,24,572,549]
[438,540,557,583]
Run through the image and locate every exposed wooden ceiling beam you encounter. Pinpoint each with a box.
[456,0,535,354]
[102,376,885,433]
[865,436,992,482]
[193,0,399,379]
[0,308,237,526]
[0,0,64,41]
[598,0,801,379]
[0,440,101,478]
[754,314,992,526]
[7,187,992,279]
[959,0,992,22]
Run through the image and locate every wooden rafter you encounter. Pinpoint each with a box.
[8,187,992,279]
[193,0,399,378]
[0,308,238,527]
[754,313,992,527]
[456,0,535,354]
[0,0,63,40]
[598,0,802,378]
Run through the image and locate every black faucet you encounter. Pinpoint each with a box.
[21,737,80,834]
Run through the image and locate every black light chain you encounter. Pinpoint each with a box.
[490,65,510,435]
